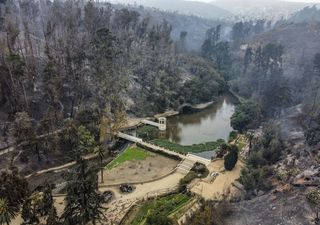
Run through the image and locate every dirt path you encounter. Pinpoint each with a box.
[100,172,184,224]
[190,159,245,200]
[25,153,97,179]
[11,171,183,225]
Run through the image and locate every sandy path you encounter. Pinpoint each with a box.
[191,159,245,200]
[100,172,184,224]
[101,172,184,201]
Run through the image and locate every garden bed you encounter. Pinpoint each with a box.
[130,193,192,225]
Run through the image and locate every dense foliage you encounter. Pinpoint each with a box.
[231,102,261,132]
[136,125,159,140]
[239,123,284,195]
[0,170,29,225]
[131,194,190,225]
[62,158,104,225]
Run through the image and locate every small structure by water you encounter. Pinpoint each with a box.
[141,117,167,131]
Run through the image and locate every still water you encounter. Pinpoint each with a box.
[164,94,238,146]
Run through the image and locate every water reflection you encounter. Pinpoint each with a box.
[165,94,238,145]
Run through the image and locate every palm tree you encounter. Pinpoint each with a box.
[0,198,16,225]
[94,146,105,183]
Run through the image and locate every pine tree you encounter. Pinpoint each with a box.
[40,183,54,216]
[21,198,39,225]
[94,146,105,183]
[62,158,104,225]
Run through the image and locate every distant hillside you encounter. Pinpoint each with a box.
[289,5,320,23]
[211,0,313,20]
[110,0,233,20]
[249,22,320,77]
[113,4,231,51]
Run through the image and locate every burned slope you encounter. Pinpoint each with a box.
[249,22,320,78]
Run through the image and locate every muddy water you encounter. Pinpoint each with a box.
[164,94,238,146]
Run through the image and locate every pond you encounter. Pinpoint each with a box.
[164,93,238,146]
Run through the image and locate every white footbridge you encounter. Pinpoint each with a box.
[117,131,211,175]
[141,118,167,131]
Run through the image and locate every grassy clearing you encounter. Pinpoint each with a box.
[131,193,192,225]
[105,146,150,170]
[149,139,225,154]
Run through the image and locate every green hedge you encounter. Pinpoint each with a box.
[149,139,225,154]
[179,171,197,192]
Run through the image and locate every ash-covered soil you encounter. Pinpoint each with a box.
[226,105,319,225]
[226,190,315,225]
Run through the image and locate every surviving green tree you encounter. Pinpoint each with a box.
[231,102,261,133]
[0,170,29,224]
[0,198,16,225]
[62,157,104,225]
[224,145,238,171]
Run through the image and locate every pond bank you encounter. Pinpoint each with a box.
[121,97,223,131]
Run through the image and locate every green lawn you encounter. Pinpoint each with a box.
[131,193,192,225]
[149,139,225,154]
[105,146,150,170]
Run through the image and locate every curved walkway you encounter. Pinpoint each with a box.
[25,153,98,179]
[190,159,245,200]
[99,171,184,224]
[0,129,64,156]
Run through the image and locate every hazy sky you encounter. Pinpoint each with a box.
[190,0,320,2]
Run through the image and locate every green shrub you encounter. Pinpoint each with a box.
[192,163,209,177]
[228,131,238,142]
[179,171,197,192]
[224,145,238,171]
[247,151,266,169]
[137,125,158,140]
[231,102,261,133]
[239,166,272,192]
[216,143,229,158]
